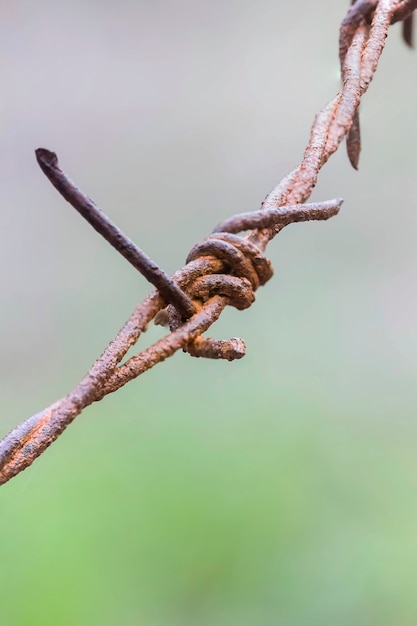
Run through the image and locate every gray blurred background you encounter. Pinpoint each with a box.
[1,2,417,625]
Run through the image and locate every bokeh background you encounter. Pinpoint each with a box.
[1,2,417,625]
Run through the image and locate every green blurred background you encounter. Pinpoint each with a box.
[1,1,417,624]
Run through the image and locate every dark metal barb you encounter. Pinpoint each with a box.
[35,148,196,320]
[346,110,362,170]
[402,14,414,46]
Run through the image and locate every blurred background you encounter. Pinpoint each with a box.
[1,1,417,624]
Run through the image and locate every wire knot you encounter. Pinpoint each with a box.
[155,198,343,360]
[157,232,273,361]
[186,232,274,307]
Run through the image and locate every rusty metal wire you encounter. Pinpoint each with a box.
[0,0,415,486]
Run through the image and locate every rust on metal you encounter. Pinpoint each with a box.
[0,0,416,486]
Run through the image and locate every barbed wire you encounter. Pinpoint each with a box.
[1,0,415,486]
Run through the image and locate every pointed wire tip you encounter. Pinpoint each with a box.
[35,148,58,168]
[347,138,360,169]
[332,198,344,212]
[348,155,360,170]
[402,15,414,48]
[346,109,361,170]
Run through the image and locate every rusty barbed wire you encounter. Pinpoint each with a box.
[0,0,415,486]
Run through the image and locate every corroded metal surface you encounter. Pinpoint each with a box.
[0,0,415,486]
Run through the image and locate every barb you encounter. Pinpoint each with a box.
[402,14,414,45]
[213,199,342,235]
[0,0,415,486]
[36,149,196,320]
